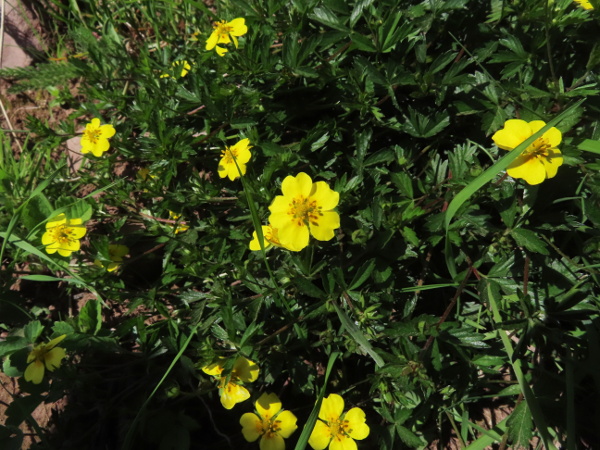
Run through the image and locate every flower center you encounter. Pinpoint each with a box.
[330,418,353,440]
[30,344,50,363]
[214,21,233,37]
[52,225,76,245]
[221,148,238,164]
[84,128,102,144]
[288,196,322,227]
[526,137,550,158]
[261,418,282,439]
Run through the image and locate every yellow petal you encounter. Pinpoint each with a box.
[255,392,282,420]
[309,211,340,242]
[88,118,101,129]
[268,196,291,217]
[277,220,310,252]
[540,149,563,179]
[281,173,313,198]
[492,119,531,150]
[260,434,285,450]
[220,382,250,409]
[99,124,116,139]
[240,412,262,442]
[202,358,225,376]
[24,360,45,384]
[46,214,67,228]
[275,410,298,438]
[46,334,67,349]
[206,30,219,50]
[329,435,358,450]
[216,46,228,57]
[344,408,369,440]
[228,18,248,36]
[228,162,246,181]
[507,156,546,185]
[320,394,345,422]
[44,347,66,371]
[233,356,259,382]
[543,127,562,148]
[311,181,340,210]
[308,421,332,450]
[250,227,273,251]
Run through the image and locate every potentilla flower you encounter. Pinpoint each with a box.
[492,119,563,185]
[240,392,298,450]
[308,394,370,450]
[574,0,594,9]
[168,211,189,234]
[24,335,67,384]
[249,225,283,251]
[205,18,248,56]
[41,213,87,257]
[94,244,129,272]
[268,173,340,252]
[218,138,252,181]
[202,356,259,409]
[80,118,116,157]
[160,60,192,78]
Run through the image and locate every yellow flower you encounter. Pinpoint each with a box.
[240,392,298,450]
[160,60,192,78]
[573,0,594,9]
[41,213,87,257]
[218,138,252,181]
[268,173,340,252]
[249,225,283,251]
[202,356,259,409]
[169,211,189,234]
[24,335,67,384]
[94,244,129,272]
[205,18,248,56]
[492,119,563,185]
[80,118,116,157]
[308,394,370,450]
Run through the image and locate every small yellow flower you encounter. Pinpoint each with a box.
[80,118,116,157]
[218,138,252,181]
[24,335,67,384]
[41,213,87,257]
[573,0,594,9]
[202,356,259,409]
[160,60,192,78]
[308,394,370,450]
[492,119,563,185]
[168,211,190,234]
[249,225,283,251]
[268,173,340,252]
[94,244,129,272]
[240,392,298,450]
[205,18,248,56]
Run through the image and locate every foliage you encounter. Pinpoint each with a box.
[1,0,600,449]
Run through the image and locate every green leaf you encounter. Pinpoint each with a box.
[294,277,326,299]
[0,337,28,358]
[308,6,350,32]
[396,424,424,448]
[78,299,102,334]
[348,259,376,290]
[20,194,53,231]
[510,228,549,255]
[24,321,43,342]
[578,139,600,155]
[506,401,533,449]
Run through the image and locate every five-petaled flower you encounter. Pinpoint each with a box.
[249,225,283,251]
[205,18,248,56]
[94,244,129,272]
[574,0,594,9]
[240,392,298,450]
[42,213,87,257]
[268,173,340,252]
[492,119,563,185]
[160,60,191,78]
[24,335,67,384]
[202,356,259,409]
[80,118,116,157]
[218,138,252,181]
[308,394,370,450]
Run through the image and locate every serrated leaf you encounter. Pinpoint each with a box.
[396,424,424,448]
[506,401,533,449]
[0,337,28,358]
[308,6,350,32]
[24,321,43,342]
[294,277,326,299]
[510,228,549,255]
[78,299,102,334]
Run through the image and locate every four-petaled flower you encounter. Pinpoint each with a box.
[240,392,298,450]
[218,138,252,181]
[492,119,563,185]
[160,60,191,78]
[574,0,594,9]
[206,18,248,56]
[42,213,87,257]
[24,335,67,384]
[94,244,129,272]
[308,394,370,450]
[80,118,116,157]
[249,225,283,251]
[268,173,340,252]
[202,356,259,409]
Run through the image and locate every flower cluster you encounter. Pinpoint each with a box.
[202,356,259,409]
[492,119,563,185]
[42,213,87,257]
[24,335,67,384]
[205,18,248,56]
